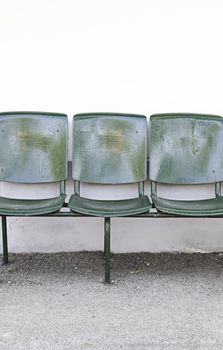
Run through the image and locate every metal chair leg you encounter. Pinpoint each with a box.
[104,217,111,283]
[2,216,8,264]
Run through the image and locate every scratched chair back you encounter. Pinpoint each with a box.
[0,112,67,184]
[72,113,147,185]
[149,113,223,185]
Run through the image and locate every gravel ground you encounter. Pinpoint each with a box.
[1,252,223,349]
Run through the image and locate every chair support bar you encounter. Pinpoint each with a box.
[151,181,157,196]
[138,182,144,197]
[60,181,66,195]
[3,208,223,282]
[74,181,80,196]
[2,216,8,264]
[104,217,111,283]
[215,182,221,197]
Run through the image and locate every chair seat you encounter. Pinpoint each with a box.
[69,194,151,217]
[152,195,223,216]
[0,194,66,216]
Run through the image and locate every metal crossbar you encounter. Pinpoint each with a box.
[2,204,223,284]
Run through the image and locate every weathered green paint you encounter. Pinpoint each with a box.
[0,194,66,216]
[152,195,223,216]
[129,141,147,180]
[70,113,151,218]
[69,194,151,217]
[0,112,67,183]
[69,112,151,281]
[149,113,223,184]
[104,217,111,283]
[72,113,147,184]
[150,113,223,217]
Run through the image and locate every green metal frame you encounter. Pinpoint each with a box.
[149,113,223,217]
[68,113,150,283]
[4,115,223,283]
[1,195,151,283]
[0,112,68,261]
[4,206,223,283]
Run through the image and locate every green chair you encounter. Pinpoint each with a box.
[69,113,151,282]
[0,112,67,263]
[149,113,223,216]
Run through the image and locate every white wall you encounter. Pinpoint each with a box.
[1,0,223,253]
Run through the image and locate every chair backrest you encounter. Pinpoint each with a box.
[149,113,223,184]
[0,112,67,183]
[72,113,147,184]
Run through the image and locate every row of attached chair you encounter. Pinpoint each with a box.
[1,111,223,283]
[150,113,223,216]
